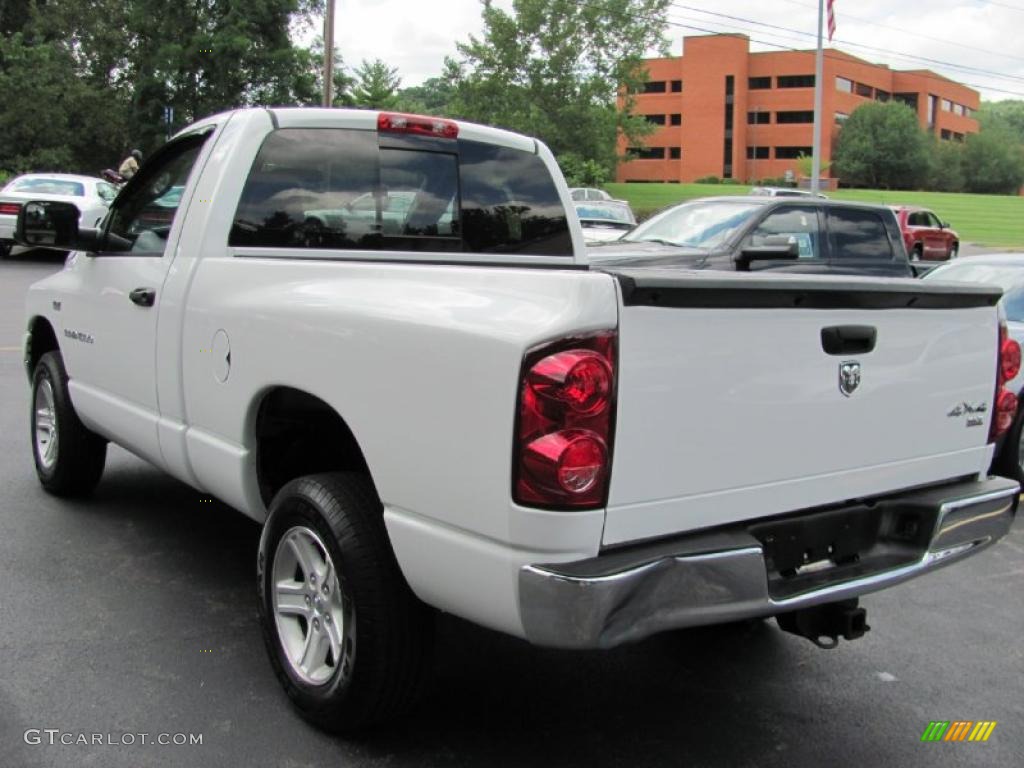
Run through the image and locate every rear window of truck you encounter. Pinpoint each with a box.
[229,128,571,256]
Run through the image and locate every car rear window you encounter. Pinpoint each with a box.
[827,208,894,260]
[12,178,85,196]
[229,128,570,256]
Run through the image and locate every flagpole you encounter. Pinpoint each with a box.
[810,0,825,195]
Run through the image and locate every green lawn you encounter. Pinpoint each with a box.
[604,183,1024,248]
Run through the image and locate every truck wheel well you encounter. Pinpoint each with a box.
[254,387,371,507]
[27,317,59,378]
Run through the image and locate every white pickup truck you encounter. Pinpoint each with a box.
[18,108,1020,732]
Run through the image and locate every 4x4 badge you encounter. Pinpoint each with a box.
[839,361,861,397]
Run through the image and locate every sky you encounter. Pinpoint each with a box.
[318,0,1024,102]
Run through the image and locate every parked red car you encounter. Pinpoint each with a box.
[890,205,959,261]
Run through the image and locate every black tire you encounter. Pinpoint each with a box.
[0,240,10,259]
[949,241,959,259]
[994,409,1024,484]
[257,472,432,733]
[30,351,107,497]
[911,243,923,261]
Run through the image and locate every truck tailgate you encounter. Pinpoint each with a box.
[603,269,1003,546]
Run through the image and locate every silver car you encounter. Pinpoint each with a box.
[925,254,1024,480]
[0,173,117,258]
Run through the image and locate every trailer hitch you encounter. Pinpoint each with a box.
[776,599,870,649]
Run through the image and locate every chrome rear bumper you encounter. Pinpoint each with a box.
[519,476,1018,649]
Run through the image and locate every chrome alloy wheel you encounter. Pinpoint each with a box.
[272,526,346,685]
[34,378,58,470]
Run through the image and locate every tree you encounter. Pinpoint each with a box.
[444,0,671,179]
[351,58,401,109]
[832,101,930,189]
[961,125,1024,194]
[0,0,324,175]
[925,137,965,193]
[395,76,457,115]
[977,100,1024,145]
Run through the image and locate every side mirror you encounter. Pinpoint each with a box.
[15,200,109,252]
[15,201,80,248]
[737,236,800,270]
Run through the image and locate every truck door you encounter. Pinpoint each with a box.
[65,132,211,468]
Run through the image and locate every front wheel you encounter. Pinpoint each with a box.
[257,472,432,733]
[31,351,107,496]
[949,242,959,259]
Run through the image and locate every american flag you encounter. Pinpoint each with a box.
[827,0,837,41]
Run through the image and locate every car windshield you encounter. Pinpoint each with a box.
[925,262,1024,321]
[11,178,85,196]
[574,203,633,225]
[622,200,762,248]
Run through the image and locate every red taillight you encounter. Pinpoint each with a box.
[995,389,1018,436]
[377,112,458,139]
[1000,328,1021,384]
[990,320,1020,442]
[514,333,616,509]
[0,202,21,216]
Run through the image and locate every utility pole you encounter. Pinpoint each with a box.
[323,0,336,107]
[810,0,825,194]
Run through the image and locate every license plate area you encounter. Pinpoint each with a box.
[748,501,936,600]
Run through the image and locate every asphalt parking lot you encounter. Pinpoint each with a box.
[0,251,1022,768]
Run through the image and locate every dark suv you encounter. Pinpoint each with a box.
[587,196,915,277]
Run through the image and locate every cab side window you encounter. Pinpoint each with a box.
[104,137,206,255]
[746,206,820,259]
[827,208,894,260]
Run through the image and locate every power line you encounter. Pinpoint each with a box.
[663,17,1024,98]
[983,0,1024,12]
[774,0,1024,64]
[669,3,1024,84]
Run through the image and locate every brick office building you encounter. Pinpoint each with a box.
[617,34,980,184]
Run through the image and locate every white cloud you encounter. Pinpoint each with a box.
[319,0,1024,101]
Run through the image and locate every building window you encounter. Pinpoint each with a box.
[776,110,815,124]
[894,93,918,110]
[855,82,873,98]
[749,76,771,90]
[927,94,937,128]
[645,114,666,125]
[670,113,682,126]
[775,146,812,159]
[670,80,682,92]
[953,103,965,116]
[778,74,815,88]
[941,99,952,111]
[643,81,666,94]
[835,112,850,125]
[747,111,771,124]
[746,146,769,160]
[628,147,666,159]
[836,77,853,93]
[875,89,890,102]
[953,132,964,142]
[669,147,681,159]
[725,75,735,96]
[940,129,952,140]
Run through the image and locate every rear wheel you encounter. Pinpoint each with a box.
[949,241,959,259]
[911,243,923,261]
[31,351,107,496]
[0,241,10,259]
[257,472,432,733]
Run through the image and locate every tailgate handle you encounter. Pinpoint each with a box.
[821,325,876,355]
